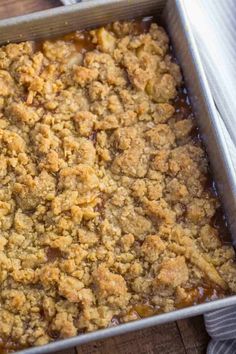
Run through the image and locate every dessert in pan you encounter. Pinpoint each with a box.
[0,18,235,352]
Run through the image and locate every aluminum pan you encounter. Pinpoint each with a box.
[165,0,236,243]
[15,297,236,354]
[0,0,236,352]
[0,0,165,43]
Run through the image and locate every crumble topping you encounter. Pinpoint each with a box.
[0,19,235,350]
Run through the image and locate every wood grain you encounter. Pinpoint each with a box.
[75,316,209,354]
[55,349,76,354]
[0,0,62,20]
[0,1,209,354]
[177,317,209,354]
[76,322,186,354]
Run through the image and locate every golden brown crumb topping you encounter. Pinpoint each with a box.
[0,19,235,351]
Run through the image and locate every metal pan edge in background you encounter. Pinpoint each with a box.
[0,0,165,43]
[0,0,236,353]
[165,0,236,243]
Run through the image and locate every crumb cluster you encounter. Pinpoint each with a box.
[0,20,235,349]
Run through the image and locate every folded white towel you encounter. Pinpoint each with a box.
[184,1,236,353]
[183,0,236,169]
[61,0,79,4]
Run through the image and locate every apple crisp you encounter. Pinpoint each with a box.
[0,19,235,351]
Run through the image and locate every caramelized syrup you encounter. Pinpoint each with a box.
[62,31,95,52]
[176,286,226,309]
[0,339,23,354]
[46,247,62,262]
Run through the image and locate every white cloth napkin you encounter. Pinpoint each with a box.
[183,0,236,170]
[183,1,236,353]
[61,0,79,4]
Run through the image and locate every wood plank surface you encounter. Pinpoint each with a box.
[54,349,76,354]
[177,317,209,354]
[77,322,186,354]
[0,1,209,354]
[76,317,209,354]
[0,0,62,19]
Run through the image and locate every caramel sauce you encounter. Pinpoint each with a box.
[34,29,95,54]
[114,286,226,324]
[0,339,22,354]
[62,31,95,52]
[132,303,157,318]
[176,286,226,309]
[46,247,62,262]
[173,88,194,122]
[212,207,232,244]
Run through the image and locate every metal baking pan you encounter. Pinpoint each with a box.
[0,0,236,353]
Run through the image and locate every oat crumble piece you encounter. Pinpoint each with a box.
[0,20,235,350]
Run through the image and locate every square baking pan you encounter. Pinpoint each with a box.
[0,0,236,353]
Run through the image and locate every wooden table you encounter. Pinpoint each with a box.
[0,1,209,353]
